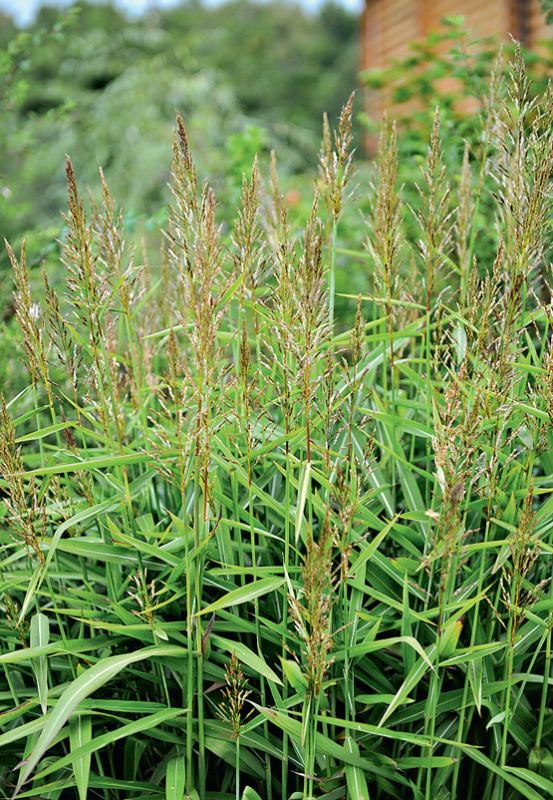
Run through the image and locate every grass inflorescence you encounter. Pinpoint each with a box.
[2,43,553,800]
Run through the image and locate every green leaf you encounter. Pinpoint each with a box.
[456,745,546,800]
[15,420,79,443]
[395,756,457,768]
[123,736,149,781]
[30,612,49,714]
[335,636,433,670]
[453,322,466,364]
[468,657,483,715]
[349,515,399,576]
[166,753,186,800]
[205,720,283,760]
[204,735,264,779]
[317,714,431,747]
[17,561,46,624]
[33,708,186,782]
[196,577,284,617]
[69,715,92,800]
[14,452,153,477]
[279,658,308,696]
[242,788,263,800]
[16,646,187,788]
[379,646,437,728]
[370,411,434,439]
[108,525,181,567]
[401,573,415,677]
[438,619,463,658]
[210,635,283,685]
[503,766,553,794]
[254,704,412,783]
[295,461,311,545]
[439,641,507,667]
[356,693,404,706]
[0,715,47,748]
[19,501,116,621]
[345,736,370,800]
[528,747,553,780]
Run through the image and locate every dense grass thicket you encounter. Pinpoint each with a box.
[3,44,553,800]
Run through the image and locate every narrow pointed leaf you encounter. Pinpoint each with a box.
[166,753,186,800]
[345,736,370,800]
[196,578,284,617]
[379,646,437,728]
[210,634,283,685]
[33,708,186,782]
[30,613,49,714]
[69,715,92,800]
[16,646,186,789]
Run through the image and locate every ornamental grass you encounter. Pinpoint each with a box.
[2,43,553,800]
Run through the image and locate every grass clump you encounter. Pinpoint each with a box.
[3,42,553,800]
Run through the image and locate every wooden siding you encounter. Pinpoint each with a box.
[362,0,553,74]
[528,0,553,49]
[361,0,553,138]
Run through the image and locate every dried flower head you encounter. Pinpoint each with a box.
[0,394,45,565]
[288,515,336,699]
[127,569,158,627]
[4,593,30,647]
[500,484,549,637]
[5,240,54,405]
[319,93,357,225]
[366,115,403,348]
[217,650,252,739]
[410,108,455,313]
